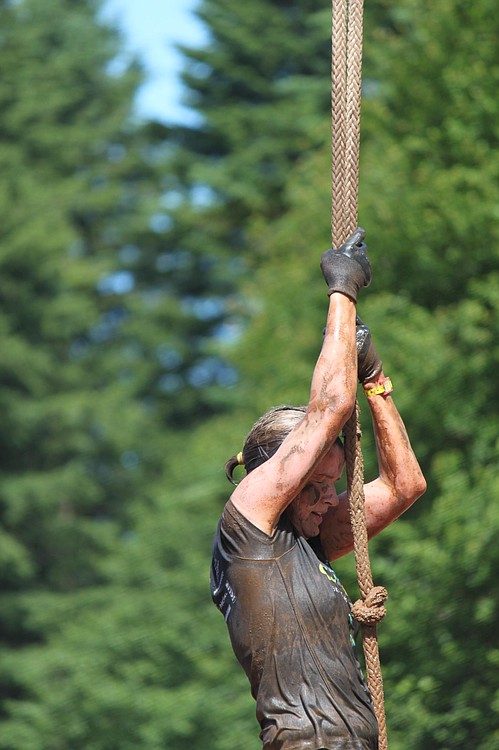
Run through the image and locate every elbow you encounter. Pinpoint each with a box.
[398,470,427,507]
[412,464,427,501]
[415,473,427,500]
[416,474,427,499]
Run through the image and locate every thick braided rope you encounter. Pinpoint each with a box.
[331,0,364,243]
[331,0,348,244]
[343,405,388,750]
[331,2,389,747]
[344,0,364,236]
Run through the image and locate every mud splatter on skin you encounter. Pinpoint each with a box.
[371,405,423,508]
[314,389,427,561]
[275,443,331,498]
[303,483,322,506]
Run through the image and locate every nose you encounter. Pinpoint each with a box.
[320,484,339,508]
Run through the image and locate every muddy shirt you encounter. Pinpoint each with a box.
[210,500,378,750]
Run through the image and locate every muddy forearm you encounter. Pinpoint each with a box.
[365,374,426,502]
[310,294,357,422]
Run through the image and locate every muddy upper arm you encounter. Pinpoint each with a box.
[321,476,415,560]
[231,407,344,535]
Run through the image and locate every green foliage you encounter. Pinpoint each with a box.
[360,0,499,308]
[1,0,499,749]
[177,0,331,217]
[0,0,166,661]
[186,1,499,748]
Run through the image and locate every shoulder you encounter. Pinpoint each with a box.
[216,500,297,561]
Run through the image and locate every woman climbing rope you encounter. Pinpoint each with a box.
[210,228,426,750]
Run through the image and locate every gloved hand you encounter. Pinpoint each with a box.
[320,227,372,301]
[356,316,382,384]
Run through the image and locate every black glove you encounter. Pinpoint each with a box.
[356,316,382,384]
[320,227,372,302]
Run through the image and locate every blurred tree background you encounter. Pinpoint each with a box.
[0,0,497,748]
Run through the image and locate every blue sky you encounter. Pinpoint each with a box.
[101,0,207,124]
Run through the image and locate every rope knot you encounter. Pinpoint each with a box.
[351,586,388,625]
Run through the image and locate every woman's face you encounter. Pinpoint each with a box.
[287,443,345,539]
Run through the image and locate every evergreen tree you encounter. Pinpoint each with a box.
[0,0,168,718]
[2,0,498,748]
[0,0,254,745]
[175,0,331,219]
[360,0,499,309]
[164,1,499,748]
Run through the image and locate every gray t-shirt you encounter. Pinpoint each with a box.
[210,500,378,750]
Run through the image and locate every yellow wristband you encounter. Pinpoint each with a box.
[364,377,393,398]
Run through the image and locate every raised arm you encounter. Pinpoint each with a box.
[320,321,426,560]
[231,229,372,535]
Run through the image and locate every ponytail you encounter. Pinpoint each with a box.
[225,451,245,486]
